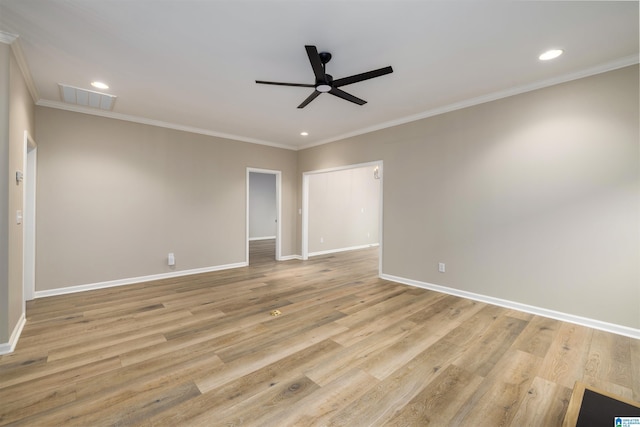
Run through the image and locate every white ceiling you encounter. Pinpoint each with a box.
[1,1,638,150]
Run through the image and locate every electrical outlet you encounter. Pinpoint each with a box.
[320,237,324,243]
[438,262,445,273]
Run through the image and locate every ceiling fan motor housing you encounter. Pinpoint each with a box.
[319,51,332,64]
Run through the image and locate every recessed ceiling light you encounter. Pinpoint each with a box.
[91,81,109,89]
[300,132,309,136]
[539,49,564,61]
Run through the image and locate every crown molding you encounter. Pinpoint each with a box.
[36,99,298,151]
[33,53,639,153]
[10,39,39,103]
[0,32,40,102]
[299,54,640,150]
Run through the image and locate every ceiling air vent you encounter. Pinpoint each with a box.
[58,83,117,111]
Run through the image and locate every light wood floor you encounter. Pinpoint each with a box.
[1,241,638,426]
[249,238,276,266]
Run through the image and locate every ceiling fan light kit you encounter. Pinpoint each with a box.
[256,45,393,108]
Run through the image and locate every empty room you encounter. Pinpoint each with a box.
[0,1,638,426]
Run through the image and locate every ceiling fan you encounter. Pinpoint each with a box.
[256,45,393,109]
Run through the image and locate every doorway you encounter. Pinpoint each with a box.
[302,161,383,275]
[246,168,281,265]
[23,131,37,303]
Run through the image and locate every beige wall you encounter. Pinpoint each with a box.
[0,43,35,344]
[35,108,297,291]
[249,172,276,239]
[0,43,9,343]
[308,165,380,254]
[8,46,34,338]
[298,65,640,330]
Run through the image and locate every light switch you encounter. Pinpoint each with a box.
[16,210,22,225]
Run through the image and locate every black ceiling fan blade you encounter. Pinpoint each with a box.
[305,45,326,82]
[332,66,394,87]
[328,88,366,105]
[255,80,315,88]
[297,90,321,109]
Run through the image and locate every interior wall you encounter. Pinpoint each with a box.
[297,65,640,330]
[308,165,380,254]
[249,172,276,239]
[8,46,34,335]
[34,107,297,292]
[0,43,10,343]
[0,43,35,345]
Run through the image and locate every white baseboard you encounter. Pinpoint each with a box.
[278,254,302,261]
[35,262,248,299]
[249,236,276,241]
[380,273,640,340]
[0,312,26,355]
[309,243,379,258]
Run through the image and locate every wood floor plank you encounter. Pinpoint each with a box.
[192,375,320,427]
[0,353,122,390]
[215,306,346,363]
[384,364,484,426]
[1,242,637,426]
[449,349,542,426]
[18,306,194,351]
[335,291,418,328]
[334,282,408,315]
[332,290,441,347]
[510,376,571,427]
[358,297,484,381]
[584,329,633,389]
[453,380,528,427]
[453,314,528,377]
[194,321,348,393]
[118,310,239,367]
[81,381,201,427]
[538,322,594,389]
[260,367,378,427]
[140,338,343,426]
[75,343,223,399]
[512,315,561,358]
[46,332,167,363]
[0,382,77,425]
[438,304,504,348]
[326,338,467,426]
[304,319,416,386]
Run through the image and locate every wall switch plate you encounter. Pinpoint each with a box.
[438,262,445,273]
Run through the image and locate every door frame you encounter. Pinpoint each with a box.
[301,160,383,275]
[246,168,282,263]
[23,130,37,303]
